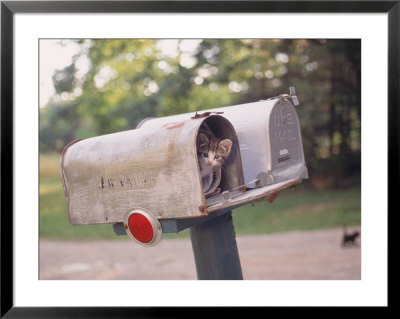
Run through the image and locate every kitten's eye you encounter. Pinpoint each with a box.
[203,153,208,158]
[214,155,220,159]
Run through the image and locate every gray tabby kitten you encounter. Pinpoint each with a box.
[197,123,232,191]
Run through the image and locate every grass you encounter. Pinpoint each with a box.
[232,185,361,235]
[40,153,361,241]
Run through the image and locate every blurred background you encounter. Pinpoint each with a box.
[39,39,361,280]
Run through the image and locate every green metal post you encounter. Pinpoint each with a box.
[189,211,243,280]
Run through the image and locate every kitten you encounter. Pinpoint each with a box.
[197,124,232,192]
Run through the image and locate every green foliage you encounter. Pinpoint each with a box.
[40,101,80,151]
[40,39,361,188]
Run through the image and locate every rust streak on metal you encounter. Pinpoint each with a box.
[164,122,185,130]
[267,192,279,203]
[61,138,85,157]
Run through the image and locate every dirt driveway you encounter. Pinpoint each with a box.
[39,227,360,280]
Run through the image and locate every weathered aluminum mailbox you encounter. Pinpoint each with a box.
[61,87,308,249]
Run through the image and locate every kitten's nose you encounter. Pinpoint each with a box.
[207,160,212,166]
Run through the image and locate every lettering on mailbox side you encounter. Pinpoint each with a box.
[98,171,159,191]
[269,100,305,182]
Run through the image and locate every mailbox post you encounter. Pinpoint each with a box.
[190,211,243,280]
[61,87,308,280]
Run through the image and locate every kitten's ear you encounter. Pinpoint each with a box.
[218,139,232,155]
[198,133,209,149]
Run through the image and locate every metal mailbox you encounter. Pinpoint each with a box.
[60,115,245,225]
[60,87,308,246]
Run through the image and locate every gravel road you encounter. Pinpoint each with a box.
[40,227,360,280]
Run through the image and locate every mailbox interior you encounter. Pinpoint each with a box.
[199,116,244,195]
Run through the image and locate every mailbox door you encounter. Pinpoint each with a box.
[268,99,308,183]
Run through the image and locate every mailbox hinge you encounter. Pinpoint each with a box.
[267,86,300,108]
[277,86,300,106]
[191,111,224,119]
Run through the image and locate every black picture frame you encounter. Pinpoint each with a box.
[1,1,396,317]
